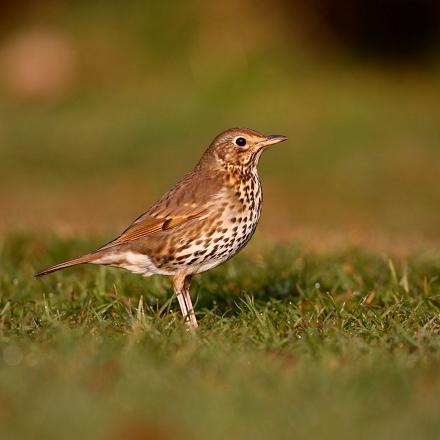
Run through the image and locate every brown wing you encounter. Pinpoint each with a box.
[99,208,209,249]
[99,165,223,250]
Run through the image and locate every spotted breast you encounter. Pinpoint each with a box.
[170,167,263,275]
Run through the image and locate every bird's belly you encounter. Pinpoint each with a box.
[93,250,173,276]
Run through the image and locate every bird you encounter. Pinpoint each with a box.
[35,128,287,328]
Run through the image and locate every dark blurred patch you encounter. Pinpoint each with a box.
[2,0,439,63]
[285,0,440,60]
[0,0,61,30]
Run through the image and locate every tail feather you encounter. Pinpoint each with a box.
[34,254,97,277]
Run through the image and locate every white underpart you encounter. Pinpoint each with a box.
[93,251,173,277]
[194,259,225,274]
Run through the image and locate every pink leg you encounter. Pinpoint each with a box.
[172,274,198,329]
[182,275,197,328]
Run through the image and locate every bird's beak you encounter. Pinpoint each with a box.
[257,134,288,148]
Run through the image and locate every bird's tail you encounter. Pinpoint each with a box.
[34,253,99,277]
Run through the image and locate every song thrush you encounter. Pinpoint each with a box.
[35,128,287,328]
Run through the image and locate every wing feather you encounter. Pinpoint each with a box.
[99,208,209,250]
[98,165,223,251]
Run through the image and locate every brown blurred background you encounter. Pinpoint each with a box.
[1,0,439,251]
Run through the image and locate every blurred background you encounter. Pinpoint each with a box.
[1,0,439,250]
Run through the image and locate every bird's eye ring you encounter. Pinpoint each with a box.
[235,137,247,147]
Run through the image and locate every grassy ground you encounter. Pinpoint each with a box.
[2,4,440,438]
[1,235,440,439]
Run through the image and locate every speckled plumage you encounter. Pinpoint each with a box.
[35,128,287,328]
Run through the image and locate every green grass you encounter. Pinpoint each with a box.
[1,235,440,439]
[2,4,440,438]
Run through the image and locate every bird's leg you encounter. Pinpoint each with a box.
[183,275,198,328]
[172,273,198,329]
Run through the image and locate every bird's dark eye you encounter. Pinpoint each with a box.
[235,137,247,147]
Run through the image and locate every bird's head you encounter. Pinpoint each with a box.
[203,128,287,175]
